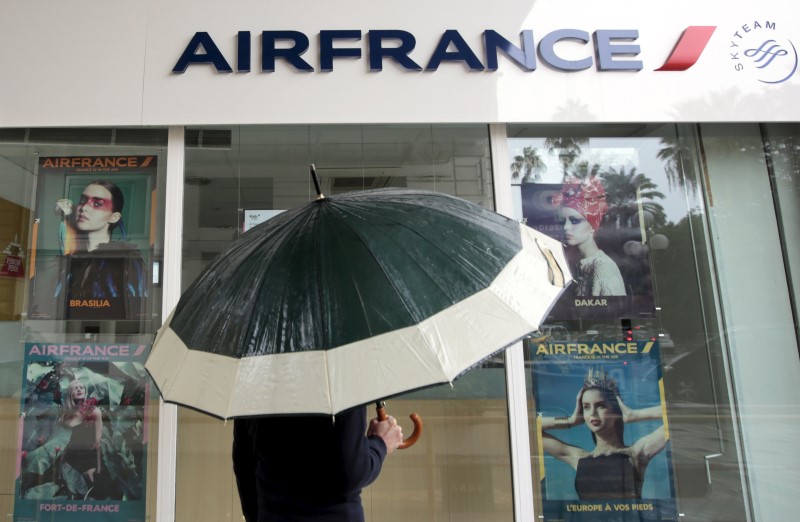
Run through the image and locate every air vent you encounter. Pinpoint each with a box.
[185,129,232,149]
[0,128,168,146]
[328,175,405,195]
[332,177,379,189]
[29,128,113,144]
[115,128,168,146]
[0,128,27,142]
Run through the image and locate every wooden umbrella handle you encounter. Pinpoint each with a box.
[375,402,422,450]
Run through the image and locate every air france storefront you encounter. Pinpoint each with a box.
[0,0,798,521]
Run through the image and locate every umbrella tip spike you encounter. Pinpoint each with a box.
[309,164,325,200]
[449,381,454,389]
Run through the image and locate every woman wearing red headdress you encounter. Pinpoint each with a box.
[552,176,625,297]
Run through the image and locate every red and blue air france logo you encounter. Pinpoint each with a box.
[172,22,796,83]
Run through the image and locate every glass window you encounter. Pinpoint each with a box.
[507,124,750,520]
[0,128,167,520]
[697,123,799,522]
[762,123,800,341]
[176,124,511,521]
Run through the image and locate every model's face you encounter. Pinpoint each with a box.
[76,184,120,233]
[560,207,594,246]
[582,388,618,434]
[71,382,86,400]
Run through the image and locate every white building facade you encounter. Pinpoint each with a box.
[0,1,798,521]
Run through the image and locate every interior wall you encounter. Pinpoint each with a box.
[175,399,512,522]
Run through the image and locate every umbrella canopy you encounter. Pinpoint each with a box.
[146,187,571,419]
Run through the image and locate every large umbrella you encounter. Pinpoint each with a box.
[145,167,571,427]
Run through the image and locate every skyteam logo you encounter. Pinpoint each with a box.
[729,20,797,84]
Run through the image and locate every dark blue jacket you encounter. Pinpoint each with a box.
[233,406,387,522]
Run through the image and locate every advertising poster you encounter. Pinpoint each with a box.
[521,180,655,320]
[531,340,677,521]
[27,156,156,321]
[15,342,150,522]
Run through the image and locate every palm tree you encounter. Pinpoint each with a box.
[543,137,590,179]
[509,146,546,183]
[600,166,666,229]
[568,161,600,181]
[657,135,697,192]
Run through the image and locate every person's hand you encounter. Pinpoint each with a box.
[368,415,404,454]
[568,387,585,427]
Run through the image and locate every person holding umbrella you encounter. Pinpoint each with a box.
[233,406,403,521]
[147,167,571,520]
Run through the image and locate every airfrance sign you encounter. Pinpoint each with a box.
[172,27,717,74]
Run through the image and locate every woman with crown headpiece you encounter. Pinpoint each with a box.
[539,367,666,499]
[552,175,626,297]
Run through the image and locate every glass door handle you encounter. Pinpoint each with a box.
[704,453,723,485]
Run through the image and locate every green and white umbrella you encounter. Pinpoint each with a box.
[146,172,571,420]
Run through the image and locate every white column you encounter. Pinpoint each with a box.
[489,123,536,522]
[156,126,185,522]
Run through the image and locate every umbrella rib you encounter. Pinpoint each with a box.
[332,201,490,306]
[243,206,319,356]
[326,205,420,321]
[226,356,244,419]
[328,204,464,381]
[339,199,504,282]
[315,206,341,413]
[327,205,456,392]
[323,349,333,414]
[314,206,329,348]
[345,193,514,261]
[325,211,379,338]
[157,341,191,406]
